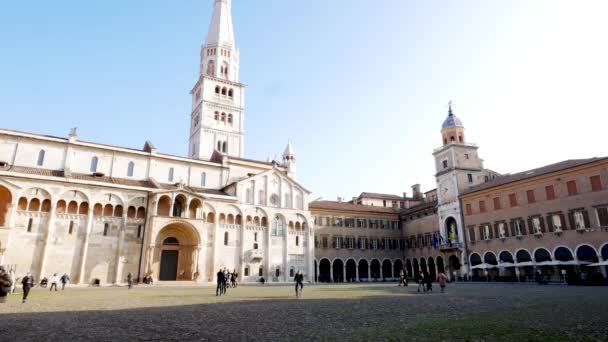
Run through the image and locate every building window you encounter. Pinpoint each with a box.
[253,242,258,250]
[493,197,501,210]
[168,168,174,182]
[259,267,263,277]
[222,142,227,153]
[497,222,506,238]
[321,236,328,248]
[545,185,556,200]
[90,156,98,172]
[68,221,74,235]
[333,217,343,227]
[201,172,207,187]
[552,214,563,231]
[567,181,577,196]
[596,207,608,227]
[37,150,45,166]
[356,218,366,228]
[573,210,587,229]
[214,111,219,120]
[467,174,473,183]
[103,223,109,236]
[334,237,342,249]
[483,224,490,240]
[442,160,448,169]
[465,203,472,215]
[464,153,469,159]
[224,232,229,245]
[508,193,517,207]
[127,162,134,177]
[137,225,143,239]
[590,175,602,192]
[468,226,476,242]
[295,236,299,246]
[479,200,486,213]
[244,266,249,276]
[227,114,233,124]
[512,220,523,236]
[27,218,33,232]
[368,219,378,228]
[215,86,220,94]
[526,190,535,203]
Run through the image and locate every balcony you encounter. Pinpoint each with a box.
[248,249,263,261]
[439,242,464,251]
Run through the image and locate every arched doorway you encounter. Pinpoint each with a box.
[413,258,419,277]
[393,259,404,279]
[499,251,515,280]
[576,245,599,263]
[420,258,428,274]
[346,259,357,282]
[314,260,318,282]
[406,259,413,278]
[0,186,12,227]
[428,257,436,281]
[382,259,392,280]
[445,216,459,244]
[153,223,200,281]
[319,259,331,283]
[332,259,344,283]
[370,259,381,280]
[358,259,369,281]
[436,256,445,274]
[484,252,498,280]
[516,249,533,281]
[448,255,460,280]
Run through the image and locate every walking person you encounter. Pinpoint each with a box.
[127,272,133,289]
[9,268,16,294]
[436,272,448,293]
[230,272,236,288]
[294,271,304,297]
[417,271,425,293]
[21,272,35,303]
[60,273,70,290]
[222,269,228,294]
[425,272,433,292]
[49,273,59,292]
[216,270,225,296]
[398,269,406,287]
[0,266,12,304]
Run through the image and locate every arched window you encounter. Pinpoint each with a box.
[246,188,253,204]
[259,266,264,277]
[296,236,299,246]
[215,86,220,94]
[224,231,229,246]
[37,150,45,166]
[207,60,215,76]
[103,223,109,236]
[222,142,227,153]
[163,237,179,245]
[127,162,134,177]
[221,112,226,122]
[214,111,219,120]
[271,216,284,236]
[228,89,234,97]
[244,266,249,276]
[90,156,98,172]
[217,141,222,151]
[221,87,227,96]
[201,172,207,187]
[258,190,265,205]
[168,168,174,182]
[227,114,233,124]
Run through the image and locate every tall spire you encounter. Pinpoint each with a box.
[205,0,236,49]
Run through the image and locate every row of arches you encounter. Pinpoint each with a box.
[214,85,234,97]
[469,244,608,267]
[316,258,405,283]
[405,256,450,281]
[17,196,146,219]
[214,111,234,125]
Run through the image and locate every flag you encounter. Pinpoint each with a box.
[433,234,439,249]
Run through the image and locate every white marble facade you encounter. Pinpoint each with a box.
[0,0,315,285]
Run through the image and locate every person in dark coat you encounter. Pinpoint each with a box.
[21,272,35,303]
[0,266,12,304]
[216,270,225,296]
[425,272,433,292]
[127,273,133,289]
[60,273,70,290]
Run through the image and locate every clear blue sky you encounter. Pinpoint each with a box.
[1,0,606,200]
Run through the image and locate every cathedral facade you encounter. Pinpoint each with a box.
[0,0,314,285]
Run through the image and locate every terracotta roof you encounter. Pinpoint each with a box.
[68,173,158,188]
[400,200,438,215]
[3,165,64,177]
[309,200,400,214]
[462,157,608,196]
[358,192,407,200]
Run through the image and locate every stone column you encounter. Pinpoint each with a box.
[368,264,371,282]
[113,214,127,284]
[283,220,288,282]
[356,263,360,282]
[515,267,521,282]
[78,209,94,284]
[343,264,347,283]
[38,203,57,281]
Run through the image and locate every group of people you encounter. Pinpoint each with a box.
[216,269,238,296]
[0,266,73,304]
[414,270,448,293]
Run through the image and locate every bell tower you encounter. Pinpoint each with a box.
[189,0,245,160]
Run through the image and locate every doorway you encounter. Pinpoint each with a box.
[160,250,179,281]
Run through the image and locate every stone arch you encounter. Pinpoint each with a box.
[428,257,436,280]
[127,206,137,218]
[28,198,41,212]
[412,258,419,276]
[469,253,482,266]
[483,251,498,265]
[0,185,12,226]
[533,247,552,263]
[370,259,381,280]
[157,195,171,217]
[599,243,608,261]
[67,201,78,214]
[58,189,89,205]
[420,257,428,274]
[515,249,532,262]
[553,246,574,261]
[332,258,344,283]
[173,194,187,218]
[358,259,369,281]
[436,256,445,274]
[498,250,514,263]
[153,221,201,281]
[406,259,413,277]
[189,198,202,219]
[575,244,599,263]
[345,259,357,282]
[382,259,392,279]
[393,259,404,278]
[444,216,459,241]
[319,258,331,283]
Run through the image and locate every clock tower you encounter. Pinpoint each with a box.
[433,103,488,279]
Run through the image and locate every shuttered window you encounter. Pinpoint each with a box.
[493,197,501,210]
[526,190,535,203]
[545,185,556,200]
[465,203,472,215]
[508,194,517,207]
[597,207,608,227]
[590,175,602,192]
[479,200,486,213]
[567,181,577,196]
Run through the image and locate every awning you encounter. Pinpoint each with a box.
[536,260,558,266]
[497,262,516,268]
[471,263,498,270]
[586,260,608,267]
[515,261,536,267]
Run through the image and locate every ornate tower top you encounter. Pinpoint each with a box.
[283,141,297,179]
[199,0,240,82]
[441,101,466,146]
[205,0,236,49]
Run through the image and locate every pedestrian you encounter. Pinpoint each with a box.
[0,266,12,304]
[216,270,225,296]
[127,272,133,289]
[425,272,433,292]
[60,273,70,290]
[417,271,425,293]
[398,269,406,287]
[230,272,236,288]
[21,272,35,303]
[49,273,59,292]
[9,268,16,294]
[436,272,448,293]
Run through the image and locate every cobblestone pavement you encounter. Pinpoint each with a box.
[1,283,607,341]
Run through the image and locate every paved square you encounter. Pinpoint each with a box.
[0,283,606,341]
